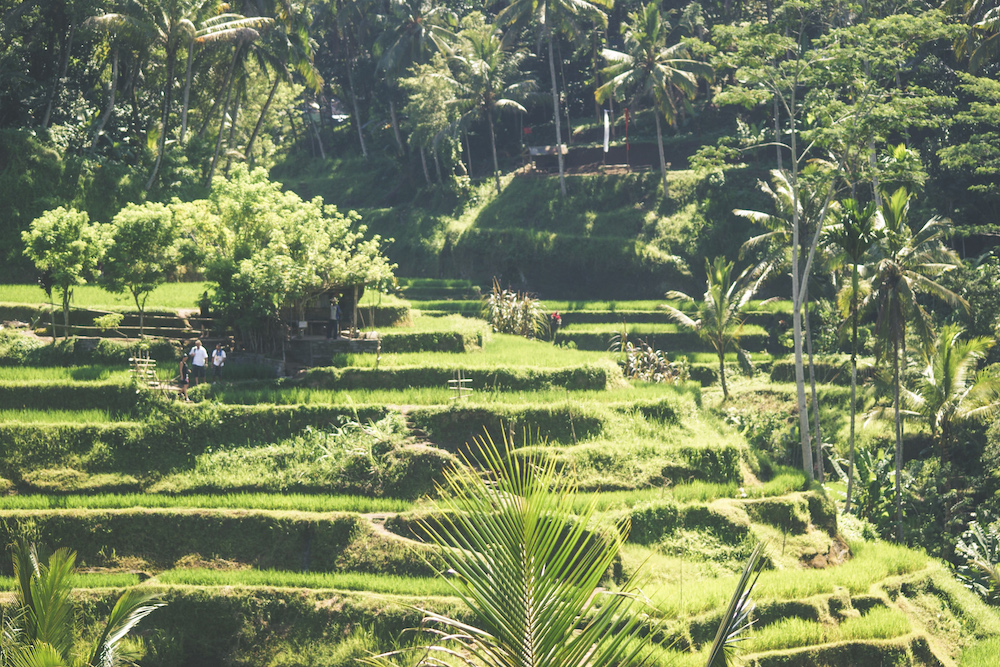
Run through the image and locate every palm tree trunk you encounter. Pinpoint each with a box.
[489,112,501,194]
[246,76,282,167]
[464,132,475,178]
[223,94,241,176]
[347,61,368,159]
[718,349,729,401]
[179,38,196,143]
[547,34,567,198]
[804,290,824,482]
[91,45,119,150]
[845,269,859,512]
[206,46,240,187]
[147,46,178,191]
[654,112,668,197]
[420,147,432,186]
[42,22,75,129]
[893,336,903,542]
[388,95,404,153]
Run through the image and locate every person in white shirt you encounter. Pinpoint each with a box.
[211,343,227,380]
[188,339,209,385]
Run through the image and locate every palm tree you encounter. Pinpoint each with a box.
[495,0,608,198]
[447,20,535,194]
[595,1,712,196]
[366,433,764,667]
[376,0,455,154]
[7,540,163,667]
[825,197,883,512]
[906,324,1000,463]
[871,187,967,541]
[662,256,767,401]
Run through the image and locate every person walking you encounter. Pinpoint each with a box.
[211,343,226,380]
[188,339,209,385]
[178,356,191,400]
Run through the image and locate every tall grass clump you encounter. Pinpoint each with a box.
[838,607,911,640]
[482,279,548,339]
[751,617,826,652]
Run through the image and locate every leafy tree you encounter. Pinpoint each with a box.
[825,197,883,512]
[21,207,108,339]
[663,256,767,401]
[905,324,1000,462]
[7,540,163,667]
[101,201,181,337]
[200,166,395,352]
[596,1,712,196]
[366,434,764,667]
[495,0,609,197]
[401,56,460,184]
[871,187,966,540]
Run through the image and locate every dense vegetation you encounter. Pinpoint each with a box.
[6,0,1000,663]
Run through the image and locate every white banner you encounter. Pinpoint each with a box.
[603,110,610,153]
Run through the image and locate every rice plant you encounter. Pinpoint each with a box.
[154,569,453,596]
[0,408,118,423]
[0,282,210,310]
[0,493,413,513]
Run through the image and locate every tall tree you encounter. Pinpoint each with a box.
[871,187,966,541]
[596,1,712,196]
[447,18,535,194]
[825,198,883,512]
[495,0,608,197]
[375,0,455,154]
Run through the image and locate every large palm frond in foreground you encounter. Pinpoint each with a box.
[368,434,764,667]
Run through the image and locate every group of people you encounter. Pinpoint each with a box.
[178,339,226,400]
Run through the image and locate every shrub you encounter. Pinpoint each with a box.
[481,279,549,339]
[628,498,681,544]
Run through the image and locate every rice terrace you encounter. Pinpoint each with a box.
[5,0,1000,664]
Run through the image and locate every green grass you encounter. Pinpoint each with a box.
[202,383,675,407]
[0,573,142,590]
[0,282,209,310]
[0,408,118,423]
[338,333,614,368]
[0,366,129,382]
[0,493,413,513]
[649,540,929,617]
[750,607,911,652]
[961,637,1000,666]
[153,569,455,596]
[571,470,807,511]
[561,322,769,337]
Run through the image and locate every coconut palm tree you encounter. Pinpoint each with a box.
[595,1,712,196]
[825,197,883,512]
[662,256,767,401]
[871,186,967,541]
[906,324,1000,463]
[366,433,764,667]
[376,0,455,154]
[7,540,163,667]
[446,20,535,193]
[495,0,608,198]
